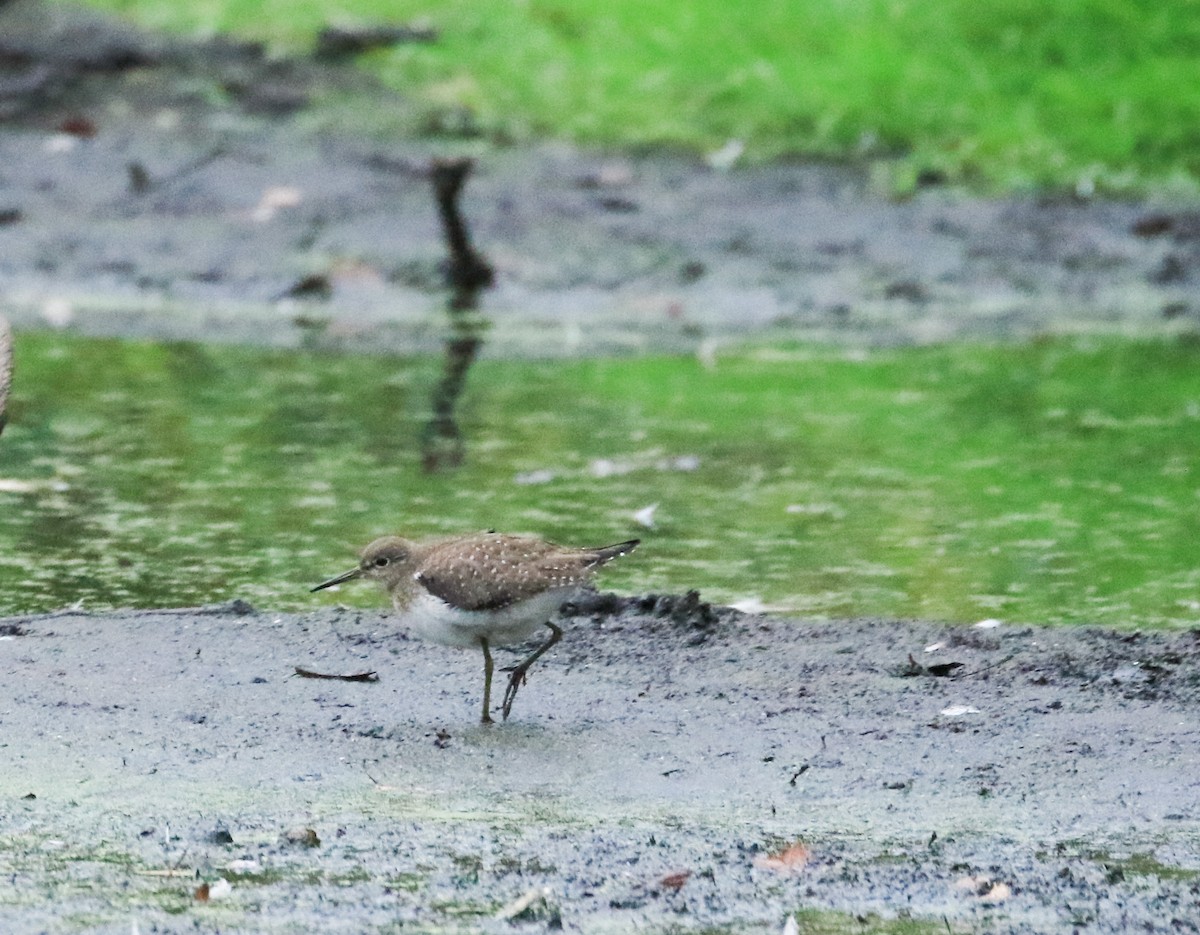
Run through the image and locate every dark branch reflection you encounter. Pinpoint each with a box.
[421,157,494,472]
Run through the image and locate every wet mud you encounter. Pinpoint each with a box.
[2,600,1199,932]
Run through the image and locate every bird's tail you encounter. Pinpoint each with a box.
[585,539,640,567]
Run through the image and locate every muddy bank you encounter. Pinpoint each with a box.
[2,599,1198,932]
[2,3,1200,356]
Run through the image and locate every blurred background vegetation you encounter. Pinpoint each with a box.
[73,0,1200,192]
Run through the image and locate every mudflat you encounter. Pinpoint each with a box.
[2,598,1198,932]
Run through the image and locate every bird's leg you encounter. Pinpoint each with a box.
[501,622,563,721]
[480,637,495,725]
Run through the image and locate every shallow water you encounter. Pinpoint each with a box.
[1,333,1198,627]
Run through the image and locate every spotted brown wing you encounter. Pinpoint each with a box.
[415,534,599,611]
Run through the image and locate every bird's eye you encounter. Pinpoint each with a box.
[373,556,390,568]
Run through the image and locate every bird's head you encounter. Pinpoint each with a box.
[311,536,419,594]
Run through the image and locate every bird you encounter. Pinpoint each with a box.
[311,531,639,724]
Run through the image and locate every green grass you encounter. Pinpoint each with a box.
[1086,851,1200,882]
[66,0,1200,192]
[1,333,1199,628]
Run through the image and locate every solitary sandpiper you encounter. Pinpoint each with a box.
[311,531,639,724]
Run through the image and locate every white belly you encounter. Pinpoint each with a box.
[397,586,578,648]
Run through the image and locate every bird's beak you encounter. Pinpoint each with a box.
[310,567,362,592]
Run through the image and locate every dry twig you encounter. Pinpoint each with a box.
[293,666,379,683]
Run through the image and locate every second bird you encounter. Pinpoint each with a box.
[311,531,640,723]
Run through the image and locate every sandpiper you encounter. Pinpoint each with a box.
[311,531,639,723]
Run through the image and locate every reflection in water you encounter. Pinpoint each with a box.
[0,314,11,437]
[421,158,494,472]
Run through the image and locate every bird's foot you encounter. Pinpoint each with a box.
[499,622,562,721]
[501,666,530,721]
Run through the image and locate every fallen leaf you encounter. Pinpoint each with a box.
[956,875,1011,904]
[58,116,97,138]
[753,842,810,873]
[659,870,691,891]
